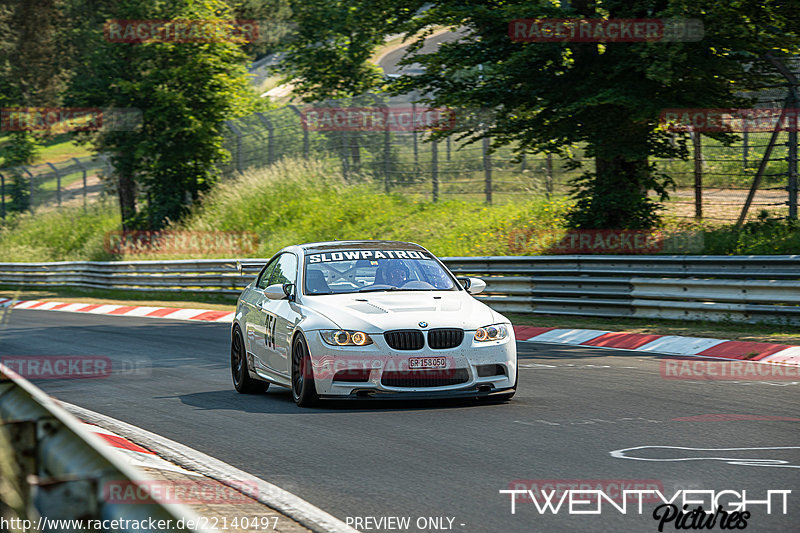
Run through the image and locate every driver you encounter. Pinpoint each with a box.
[385,262,409,287]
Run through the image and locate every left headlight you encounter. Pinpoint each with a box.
[320,330,374,346]
[474,323,509,342]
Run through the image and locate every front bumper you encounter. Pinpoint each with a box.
[304,328,517,397]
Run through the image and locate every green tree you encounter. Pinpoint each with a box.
[281,0,800,228]
[64,0,261,229]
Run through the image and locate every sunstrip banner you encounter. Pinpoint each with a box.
[306,250,429,263]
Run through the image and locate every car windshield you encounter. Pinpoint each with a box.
[303,249,459,295]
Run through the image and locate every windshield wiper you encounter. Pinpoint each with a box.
[358,286,401,293]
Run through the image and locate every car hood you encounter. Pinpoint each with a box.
[301,290,499,332]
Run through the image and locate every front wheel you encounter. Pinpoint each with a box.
[292,334,318,407]
[231,326,265,394]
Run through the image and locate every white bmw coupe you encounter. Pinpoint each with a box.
[231,240,517,406]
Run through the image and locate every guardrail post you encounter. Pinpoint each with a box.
[46,162,61,206]
[483,135,492,204]
[73,157,87,212]
[692,131,703,220]
[255,112,275,165]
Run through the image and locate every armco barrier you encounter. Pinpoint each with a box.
[0,363,212,532]
[0,255,798,324]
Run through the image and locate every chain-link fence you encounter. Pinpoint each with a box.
[0,154,112,218]
[222,84,799,223]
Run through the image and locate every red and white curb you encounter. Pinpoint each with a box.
[514,326,800,367]
[82,421,200,476]
[0,298,233,323]
[5,297,798,368]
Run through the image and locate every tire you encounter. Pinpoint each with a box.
[291,334,318,407]
[231,326,265,394]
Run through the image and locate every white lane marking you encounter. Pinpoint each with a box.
[64,402,358,533]
[610,446,800,469]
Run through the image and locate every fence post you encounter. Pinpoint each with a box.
[255,112,275,165]
[73,157,87,212]
[412,103,419,172]
[46,163,61,206]
[23,167,34,212]
[225,121,244,174]
[431,137,439,202]
[788,88,798,220]
[483,136,492,204]
[742,129,749,170]
[692,131,703,220]
[545,152,553,201]
[0,171,5,220]
[446,137,451,161]
[287,105,309,158]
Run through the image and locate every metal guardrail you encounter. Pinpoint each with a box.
[0,363,211,532]
[0,255,798,324]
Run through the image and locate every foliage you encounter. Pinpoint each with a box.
[63,0,262,229]
[279,0,800,228]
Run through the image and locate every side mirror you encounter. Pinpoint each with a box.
[458,277,486,295]
[264,283,288,300]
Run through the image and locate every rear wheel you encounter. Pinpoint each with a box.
[292,334,318,407]
[231,326,265,394]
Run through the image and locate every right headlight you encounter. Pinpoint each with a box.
[320,330,374,346]
[474,324,509,342]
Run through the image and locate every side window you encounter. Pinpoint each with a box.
[256,259,279,289]
[269,253,298,286]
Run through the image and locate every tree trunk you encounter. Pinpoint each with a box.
[117,171,137,231]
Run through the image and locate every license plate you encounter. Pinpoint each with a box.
[409,357,447,369]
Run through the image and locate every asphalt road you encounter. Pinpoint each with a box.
[1,309,798,532]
